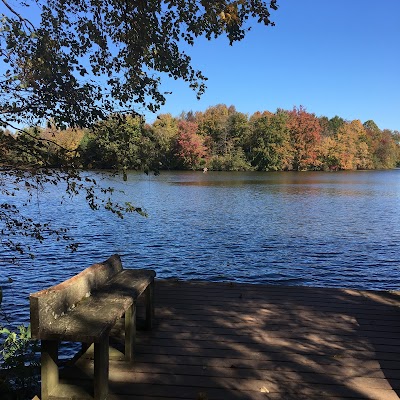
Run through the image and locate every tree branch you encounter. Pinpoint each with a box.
[1,0,35,31]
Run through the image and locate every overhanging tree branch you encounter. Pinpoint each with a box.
[1,0,35,31]
[0,0,279,258]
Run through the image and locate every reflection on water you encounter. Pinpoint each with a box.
[1,170,400,328]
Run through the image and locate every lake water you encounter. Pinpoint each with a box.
[1,169,400,328]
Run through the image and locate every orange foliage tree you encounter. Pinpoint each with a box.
[286,107,322,170]
[39,126,86,164]
[334,120,372,170]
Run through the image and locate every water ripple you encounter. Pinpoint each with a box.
[1,170,400,330]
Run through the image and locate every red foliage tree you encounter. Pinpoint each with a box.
[175,121,207,169]
[286,106,322,170]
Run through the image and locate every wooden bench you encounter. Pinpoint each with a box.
[29,254,156,400]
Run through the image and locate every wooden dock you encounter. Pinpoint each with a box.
[61,279,400,399]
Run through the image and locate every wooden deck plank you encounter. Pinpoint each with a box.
[66,358,399,388]
[57,280,400,400]
[141,329,400,347]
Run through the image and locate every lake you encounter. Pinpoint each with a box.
[1,169,400,328]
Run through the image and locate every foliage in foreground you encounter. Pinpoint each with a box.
[0,0,280,257]
[0,288,40,399]
[0,0,278,130]
[0,326,40,399]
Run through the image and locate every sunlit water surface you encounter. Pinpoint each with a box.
[1,170,400,330]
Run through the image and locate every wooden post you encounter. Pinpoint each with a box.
[145,280,155,330]
[124,303,136,362]
[93,336,109,400]
[41,340,59,400]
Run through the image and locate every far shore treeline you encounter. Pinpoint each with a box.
[2,104,400,173]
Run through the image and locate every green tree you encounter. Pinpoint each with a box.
[394,131,400,167]
[362,120,398,168]
[197,104,230,156]
[363,119,380,134]
[373,129,399,169]
[319,115,345,138]
[227,111,250,145]
[248,111,289,171]
[82,114,144,174]
[318,116,330,138]
[206,109,251,170]
[328,116,346,136]
[148,114,179,170]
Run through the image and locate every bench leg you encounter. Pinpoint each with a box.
[81,342,91,353]
[41,340,59,400]
[145,280,155,330]
[94,336,109,400]
[125,303,136,362]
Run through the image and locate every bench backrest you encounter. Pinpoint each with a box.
[30,254,122,339]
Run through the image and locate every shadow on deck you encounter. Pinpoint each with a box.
[61,279,400,399]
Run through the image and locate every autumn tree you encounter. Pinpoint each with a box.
[334,120,372,170]
[179,111,197,123]
[39,126,86,166]
[175,121,207,170]
[286,106,322,170]
[319,135,341,170]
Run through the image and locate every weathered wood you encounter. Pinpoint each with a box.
[41,340,59,399]
[30,263,155,342]
[124,304,136,363]
[54,280,400,400]
[94,336,109,400]
[29,254,156,400]
[104,269,156,299]
[30,254,123,339]
[145,281,155,330]
[48,383,93,400]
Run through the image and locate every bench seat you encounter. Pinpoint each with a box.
[30,255,156,400]
[34,269,155,343]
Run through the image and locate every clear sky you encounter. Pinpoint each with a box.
[143,0,400,131]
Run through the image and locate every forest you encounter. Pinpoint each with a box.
[2,104,399,173]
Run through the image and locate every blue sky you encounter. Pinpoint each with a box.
[144,0,400,131]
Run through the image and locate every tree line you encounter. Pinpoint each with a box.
[2,104,399,173]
